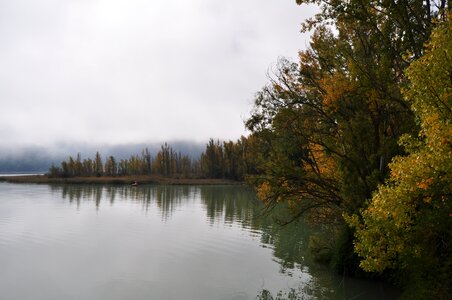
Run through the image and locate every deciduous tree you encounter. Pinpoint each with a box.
[348,18,451,297]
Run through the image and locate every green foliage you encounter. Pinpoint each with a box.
[94,152,103,176]
[200,139,224,178]
[245,0,440,225]
[348,16,452,298]
[244,2,450,297]
[104,156,117,176]
[199,136,259,180]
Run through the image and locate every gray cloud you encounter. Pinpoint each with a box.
[0,0,316,148]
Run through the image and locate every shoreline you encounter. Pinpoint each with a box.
[0,175,243,186]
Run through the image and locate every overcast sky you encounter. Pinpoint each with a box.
[0,0,316,149]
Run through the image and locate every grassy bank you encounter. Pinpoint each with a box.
[0,175,242,185]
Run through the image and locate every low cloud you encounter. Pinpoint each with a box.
[0,0,316,148]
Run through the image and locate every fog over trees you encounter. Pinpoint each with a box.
[0,141,205,173]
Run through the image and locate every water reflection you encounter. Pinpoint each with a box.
[50,185,309,270]
[200,186,260,226]
[46,184,397,299]
[51,184,194,220]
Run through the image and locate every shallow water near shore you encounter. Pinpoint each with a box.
[0,183,398,299]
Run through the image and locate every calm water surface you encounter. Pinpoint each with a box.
[0,183,398,300]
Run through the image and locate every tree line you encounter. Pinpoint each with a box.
[49,138,259,180]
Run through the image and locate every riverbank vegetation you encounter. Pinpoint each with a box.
[244,1,450,298]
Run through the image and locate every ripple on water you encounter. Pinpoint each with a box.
[0,183,400,300]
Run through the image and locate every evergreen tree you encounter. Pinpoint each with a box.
[94,152,103,177]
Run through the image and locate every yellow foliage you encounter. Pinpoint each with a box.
[256,181,271,202]
[318,73,354,111]
[348,18,452,275]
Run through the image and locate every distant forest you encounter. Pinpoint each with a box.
[48,137,259,181]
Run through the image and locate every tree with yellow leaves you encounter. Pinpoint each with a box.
[348,16,451,298]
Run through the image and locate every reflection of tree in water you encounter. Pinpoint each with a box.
[200,187,309,270]
[253,210,399,299]
[199,187,388,299]
[52,185,104,210]
[199,185,260,227]
[49,184,372,299]
[50,184,190,220]
[152,186,191,220]
[52,185,312,273]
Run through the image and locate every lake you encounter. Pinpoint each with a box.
[0,183,398,299]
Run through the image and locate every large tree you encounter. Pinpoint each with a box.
[246,0,448,274]
[348,17,451,298]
